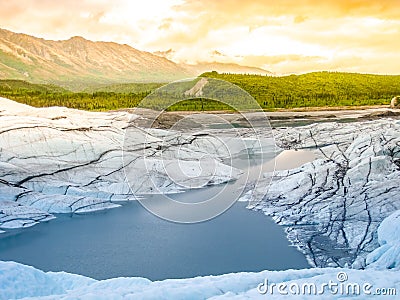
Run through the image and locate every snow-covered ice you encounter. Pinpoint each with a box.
[0,98,268,231]
[243,119,400,269]
[1,98,400,298]
[1,256,399,299]
[366,210,400,270]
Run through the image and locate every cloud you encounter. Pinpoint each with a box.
[0,0,167,44]
[0,0,399,74]
[174,0,400,20]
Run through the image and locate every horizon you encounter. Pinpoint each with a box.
[1,0,400,75]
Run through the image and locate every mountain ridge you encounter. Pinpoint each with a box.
[0,28,190,90]
[0,28,271,91]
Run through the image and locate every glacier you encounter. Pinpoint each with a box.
[243,118,400,270]
[0,262,399,299]
[0,98,256,230]
[1,97,400,298]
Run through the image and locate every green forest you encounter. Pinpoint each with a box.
[1,71,400,111]
[0,80,148,111]
[202,71,400,109]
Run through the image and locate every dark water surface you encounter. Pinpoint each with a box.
[0,151,312,281]
[0,201,309,280]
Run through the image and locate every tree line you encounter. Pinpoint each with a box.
[1,72,400,111]
[201,71,400,109]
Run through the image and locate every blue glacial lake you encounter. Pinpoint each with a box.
[0,150,312,280]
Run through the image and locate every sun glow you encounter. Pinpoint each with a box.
[0,0,399,74]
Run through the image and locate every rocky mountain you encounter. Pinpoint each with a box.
[0,28,191,90]
[0,28,271,90]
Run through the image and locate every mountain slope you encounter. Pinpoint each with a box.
[183,61,272,76]
[153,49,272,75]
[0,28,273,90]
[0,28,191,90]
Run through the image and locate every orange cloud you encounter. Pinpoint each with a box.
[0,0,399,74]
[175,0,400,20]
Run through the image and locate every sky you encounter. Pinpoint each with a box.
[1,0,399,74]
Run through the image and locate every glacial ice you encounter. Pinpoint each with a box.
[0,260,399,299]
[366,210,400,269]
[1,98,400,298]
[0,98,253,231]
[2,97,400,269]
[244,119,400,269]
